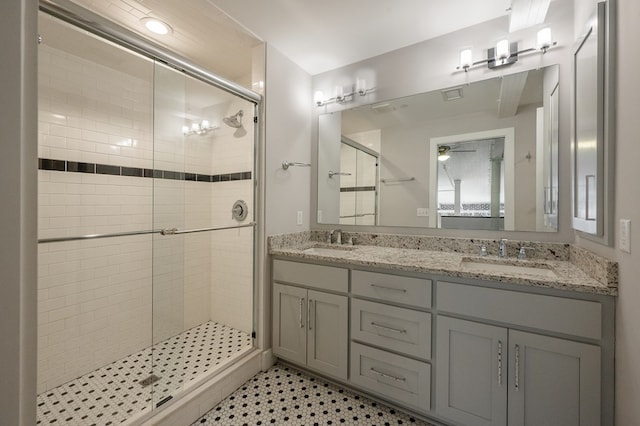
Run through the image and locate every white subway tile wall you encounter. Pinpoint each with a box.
[37,27,255,395]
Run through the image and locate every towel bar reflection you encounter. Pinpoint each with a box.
[381,177,415,184]
[282,161,311,170]
[328,170,352,178]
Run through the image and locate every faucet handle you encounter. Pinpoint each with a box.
[474,243,488,256]
[518,246,535,260]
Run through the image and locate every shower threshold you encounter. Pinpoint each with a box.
[36,321,252,426]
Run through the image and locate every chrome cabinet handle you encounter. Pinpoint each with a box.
[370,284,407,293]
[308,299,313,330]
[299,298,304,328]
[497,340,503,386]
[370,368,405,382]
[370,322,406,334]
[515,344,520,391]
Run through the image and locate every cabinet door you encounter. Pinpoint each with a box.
[273,283,307,365]
[436,316,508,426]
[508,330,601,426]
[307,289,348,380]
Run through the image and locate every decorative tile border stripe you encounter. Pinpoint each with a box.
[38,158,251,182]
[340,186,376,192]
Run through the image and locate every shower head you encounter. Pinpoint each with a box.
[223,110,244,128]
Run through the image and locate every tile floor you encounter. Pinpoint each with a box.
[36,321,252,425]
[192,364,435,426]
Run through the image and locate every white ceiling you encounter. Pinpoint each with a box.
[61,0,555,81]
[207,0,513,75]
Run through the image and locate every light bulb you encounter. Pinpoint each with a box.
[142,18,172,35]
[201,120,210,129]
[537,28,552,51]
[496,39,510,60]
[314,90,324,106]
[438,154,450,162]
[460,49,473,69]
[182,125,189,135]
[191,122,200,132]
[356,79,367,95]
[336,86,345,102]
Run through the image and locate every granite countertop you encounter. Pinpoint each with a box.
[270,241,618,296]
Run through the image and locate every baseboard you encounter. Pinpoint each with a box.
[260,348,276,371]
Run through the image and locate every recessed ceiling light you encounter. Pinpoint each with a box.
[141,17,172,35]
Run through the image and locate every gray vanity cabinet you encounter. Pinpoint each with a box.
[436,282,603,426]
[349,270,432,414]
[272,260,349,380]
[507,330,600,426]
[435,316,508,426]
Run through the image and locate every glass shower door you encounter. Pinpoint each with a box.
[151,61,256,406]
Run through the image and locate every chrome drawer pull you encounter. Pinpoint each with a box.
[370,284,407,293]
[370,322,406,334]
[370,368,406,382]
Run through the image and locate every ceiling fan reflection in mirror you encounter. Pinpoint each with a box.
[437,145,477,161]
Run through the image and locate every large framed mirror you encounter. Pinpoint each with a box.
[571,0,614,244]
[317,65,560,232]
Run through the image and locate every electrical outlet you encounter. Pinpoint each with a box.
[619,219,631,253]
[297,211,303,226]
[417,208,428,217]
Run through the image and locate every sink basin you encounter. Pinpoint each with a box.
[302,244,357,255]
[460,258,557,279]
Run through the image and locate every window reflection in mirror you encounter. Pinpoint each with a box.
[316,65,559,232]
[436,138,505,230]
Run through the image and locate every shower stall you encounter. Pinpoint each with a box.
[36,7,259,425]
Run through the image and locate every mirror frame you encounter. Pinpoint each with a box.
[571,0,615,244]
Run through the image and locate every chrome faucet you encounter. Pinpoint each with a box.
[499,238,508,258]
[334,229,342,245]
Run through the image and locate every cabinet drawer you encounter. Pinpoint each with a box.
[273,259,348,293]
[352,270,431,308]
[437,282,602,340]
[350,342,431,414]
[351,299,431,360]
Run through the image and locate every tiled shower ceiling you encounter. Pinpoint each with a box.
[63,0,263,83]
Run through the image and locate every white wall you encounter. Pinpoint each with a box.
[264,45,313,235]
[0,1,38,424]
[311,0,574,241]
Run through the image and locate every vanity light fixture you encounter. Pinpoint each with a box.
[314,79,375,106]
[456,28,557,72]
[141,17,172,35]
[182,120,218,136]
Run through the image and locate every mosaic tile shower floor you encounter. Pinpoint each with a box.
[192,364,436,426]
[36,321,252,425]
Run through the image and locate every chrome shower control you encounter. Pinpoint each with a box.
[232,199,248,221]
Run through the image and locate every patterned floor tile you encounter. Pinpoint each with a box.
[192,364,435,426]
[37,321,252,425]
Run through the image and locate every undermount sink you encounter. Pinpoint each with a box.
[460,257,558,279]
[302,244,357,255]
